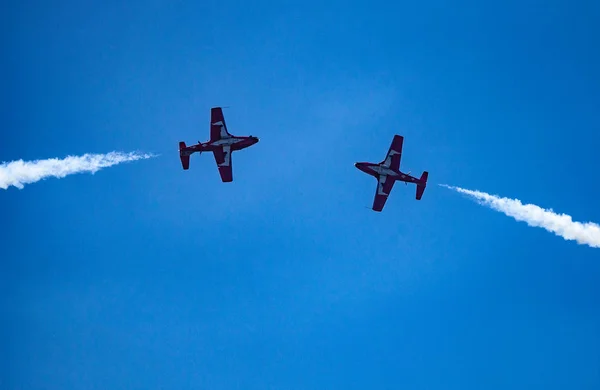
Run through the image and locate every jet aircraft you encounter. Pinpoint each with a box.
[179,107,259,182]
[355,135,428,212]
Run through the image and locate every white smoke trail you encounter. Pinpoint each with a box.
[440,184,600,249]
[0,151,156,190]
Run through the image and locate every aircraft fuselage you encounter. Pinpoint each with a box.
[354,162,422,185]
[181,136,258,156]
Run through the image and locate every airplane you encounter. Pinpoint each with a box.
[179,107,259,182]
[355,135,428,212]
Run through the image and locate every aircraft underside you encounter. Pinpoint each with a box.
[355,134,428,211]
[178,107,259,182]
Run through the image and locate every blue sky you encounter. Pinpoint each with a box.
[2,0,600,388]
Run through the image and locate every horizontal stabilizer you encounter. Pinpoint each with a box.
[179,141,190,170]
[416,171,428,200]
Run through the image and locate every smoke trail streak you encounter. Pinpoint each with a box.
[0,151,156,190]
[440,184,600,248]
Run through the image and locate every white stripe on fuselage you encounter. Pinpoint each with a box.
[211,137,244,146]
[371,165,399,176]
[374,165,412,195]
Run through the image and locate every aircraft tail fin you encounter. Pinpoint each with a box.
[416,171,428,200]
[179,141,190,170]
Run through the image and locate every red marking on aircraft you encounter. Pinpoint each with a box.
[179,107,259,182]
[355,135,428,212]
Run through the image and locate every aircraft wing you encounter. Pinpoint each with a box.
[381,135,403,170]
[213,146,233,182]
[372,174,396,212]
[210,107,231,142]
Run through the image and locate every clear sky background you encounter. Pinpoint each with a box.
[2,1,600,389]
